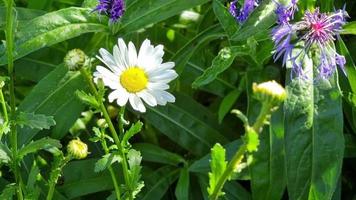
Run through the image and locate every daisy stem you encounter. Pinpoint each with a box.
[79,68,133,200]
[5,0,24,199]
[209,103,273,200]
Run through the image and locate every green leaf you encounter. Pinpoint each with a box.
[192,46,248,88]
[212,0,239,38]
[284,51,344,200]
[18,65,87,145]
[0,7,108,65]
[344,134,356,158]
[122,121,143,146]
[143,93,228,156]
[171,24,225,75]
[244,127,259,152]
[207,143,227,197]
[75,90,99,109]
[342,21,356,35]
[16,112,56,130]
[127,149,144,199]
[0,143,11,164]
[18,138,62,159]
[218,78,245,123]
[141,166,180,200]
[133,143,186,166]
[119,0,209,34]
[0,184,16,200]
[94,153,121,173]
[0,7,45,30]
[231,0,282,41]
[175,168,190,200]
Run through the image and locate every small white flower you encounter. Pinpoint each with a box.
[94,38,178,113]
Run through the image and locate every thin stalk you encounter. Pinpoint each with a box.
[101,135,122,200]
[79,68,133,200]
[0,88,8,123]
[5,0,23,199]
[209,103,272,200]
[46,156,70,200]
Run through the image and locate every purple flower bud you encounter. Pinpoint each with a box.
[94,0,125,23]
[229,0,260,23]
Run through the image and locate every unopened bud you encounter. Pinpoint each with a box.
[67,139,88,159]
[64,49,87,71]
[253,80,286,105]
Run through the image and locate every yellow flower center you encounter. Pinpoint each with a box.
[120,67,148,93]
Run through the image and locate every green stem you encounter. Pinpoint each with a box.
[80,68,133,200]
[209,103,273,200]
[0,88,8,123]
[46,156,70,200]
[5,1,23,199]
[101,132,122,200]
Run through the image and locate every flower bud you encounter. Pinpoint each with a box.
[253,80,286,105]
[64,49,87,71]
[67,139,88,159]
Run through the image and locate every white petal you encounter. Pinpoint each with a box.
[138,39,151,61]
[150,90,175,105]
[137,90,157,107]
[149,70,178,82]
[129,95,146,112]
[96,66,117,81]
[160,91,175,103]
[113,45,128,71]
[147,82,169,90]
[98,48,120,74]
[128,42,138,67]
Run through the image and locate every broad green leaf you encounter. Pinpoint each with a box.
[0,7,45,30]
[171,24,225,75]
[58,159,115,198]
[212,0,239,38]
[284,52,344,200]
[0,7,108,65]
[119,0,209,34]
[18,65,87,145]
[75,90,99,109]
[342,21,356,35]
[246,69,286,200]
[175,168,190,200]
[122,121,143,146]
[192,46,248,88]
[141,166,180,200]
[207,143,227,197]
[94,153,121,173]
[143,93,228,156]
[133,143,186,166]
[16,112,56,130]
[18,138,62,159]
[231,0,288,41]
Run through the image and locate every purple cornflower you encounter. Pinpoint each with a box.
[272,4,348,79]
[94,0,125,23]
[229,0,260,23]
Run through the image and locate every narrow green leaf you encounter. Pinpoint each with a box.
[127,149,144,199]
[119,0,209,34]
[342,21,356,35]
[212,0,239,38]
[207,143,227,197]
[0,7,108,65]
[0,143,11,164]
[0,7,45,30]
[175,168,190,200]
[18,138,62,159]
[192,46,248,88]
[0,184,16,200]
[16,112,56,130]
[143,93,228,156]
[133,143,185,166]
[284,51,344,200]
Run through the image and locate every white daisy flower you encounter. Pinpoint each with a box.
[93,38,178,113]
